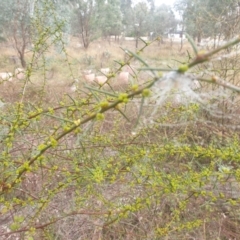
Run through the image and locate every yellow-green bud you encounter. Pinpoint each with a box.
[118,93,129,103]
[178,64,189,73]
[99,101,109,109]
[158,72,163,77]
[142,89,151,97]
[96,113,105,121]
[74,119,81,126]
[131,84,139,91]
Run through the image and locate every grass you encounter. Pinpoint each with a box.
[1,36,240,239]
[0,38,167,105]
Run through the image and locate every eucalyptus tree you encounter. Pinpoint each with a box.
[147,0,155,12]
[150,4,177,37]
[0,0,71,67]
[98,0,123,40]
[120,0,133,34]
[175,0,240,43]
[131,1,150,48]
[216,0,240,40]
[70,0,100,48]
[175,0,205,43]
[0,0,32,68]
[120,0,157,39]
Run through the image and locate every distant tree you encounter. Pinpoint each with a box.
[217,0,240,40]
[98,0,123,41]
[130,2,150,48]
[175,0,204,43]
[146,0,155,13]
[70,0,103,49]
[120,0,134,34]
[70,0,123,47]
[0,30,6,43]
[175,0,240,43]
[134,1,149,34]
[0,0,32,68]
[151,4,177,37]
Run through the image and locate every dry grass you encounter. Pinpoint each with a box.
[1,37,240,240]
[0,37,193,85]
[0,38,169,105]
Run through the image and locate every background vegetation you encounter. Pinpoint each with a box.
[1,0,240,239]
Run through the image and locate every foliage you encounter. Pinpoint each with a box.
[0,0,33,67]
[175,0,240,42]
[99,0,123,38]
[70,0,123,48]
[132,1,150,36]
[70,0,102,48]
[150,4,177,36]
[120,0,133,32]
[1,1,240,239]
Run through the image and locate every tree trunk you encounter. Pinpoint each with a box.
[19,52,26,68]
[197,32,201,44]
[81,31,90,49]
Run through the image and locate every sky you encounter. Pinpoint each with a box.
[132,0,176,7]
[155,0,176,6]
[132,0,179,18]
